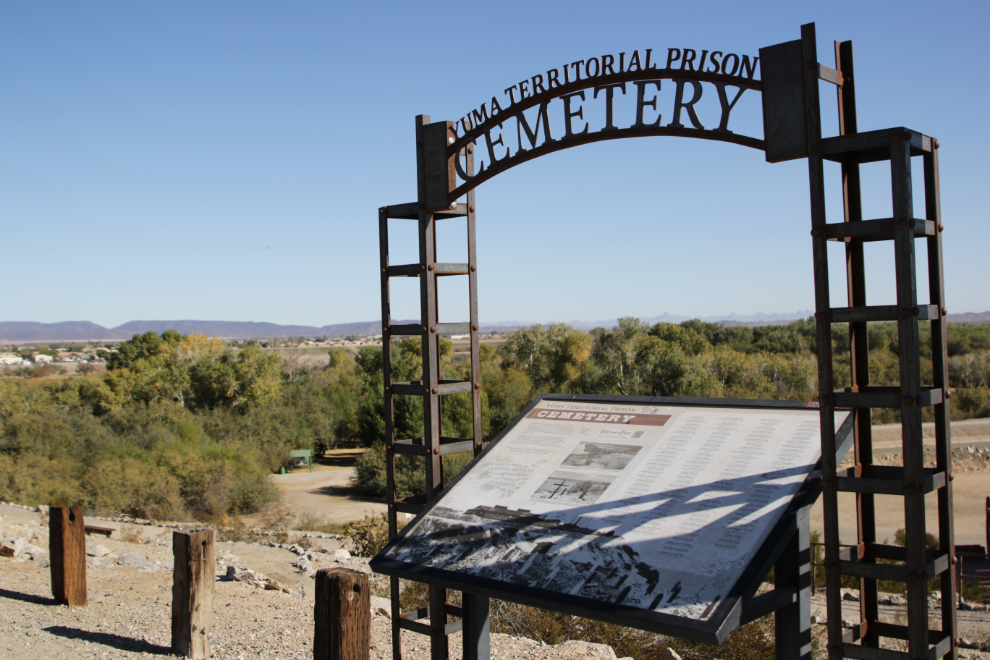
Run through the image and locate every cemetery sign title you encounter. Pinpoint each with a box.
[448,48,763,189]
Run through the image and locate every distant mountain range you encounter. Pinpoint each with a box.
[1,311,988,343]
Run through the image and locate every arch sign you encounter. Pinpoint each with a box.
[420,37,812,210]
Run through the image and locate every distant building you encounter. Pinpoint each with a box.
[0,353,25,365]
[33,353,54,363]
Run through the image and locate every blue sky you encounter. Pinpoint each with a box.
[1,1,987,328]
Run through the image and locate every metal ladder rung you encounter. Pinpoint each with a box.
[832,386,943,409]
[836,468,946,496]
[825,218,935,243]
[382,202,470,220]
[387,324,424,336]
[822,127,933,164]
[838,553,949,583]
[828,304,940,324]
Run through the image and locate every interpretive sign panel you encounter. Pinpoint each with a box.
[371,395,853,642]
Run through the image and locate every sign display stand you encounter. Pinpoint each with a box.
[372,395,853,656]
[375,21,956,660]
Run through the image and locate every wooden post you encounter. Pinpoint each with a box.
[171,529,215,659]
[49,505,87,606]
[315,568,370,660]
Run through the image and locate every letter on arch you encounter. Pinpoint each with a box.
[515,102,555,151]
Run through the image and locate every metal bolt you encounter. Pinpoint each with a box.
[470,265,477,272]
[421,265,426,271]
[472,324,479,331]
[474,383,480,390]
[427,264,433,271]
[381,267,386,273]
[934,139,940,149]
[432,387,438,395]
[450,203,457,210]
[469,206,475,213]
[946,390,952,399]
[424,387,429,394]
[467,145,474,154]
[430,326,436,333]
[952,556,958,565]
[384,386,390,392]
[942,307,948,317]
[434,447,440,455]
[447,137,455,145]
[383,326,388,333]
[938,223,945,232]
[811,228,824,238]
[949,474,955,481]
[422,327,427,334]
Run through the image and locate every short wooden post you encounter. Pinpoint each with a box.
[49,505,87,606]
[315,568,370,660]
[171,529,215,659]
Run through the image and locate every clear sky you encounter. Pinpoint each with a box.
[1,1,987,328]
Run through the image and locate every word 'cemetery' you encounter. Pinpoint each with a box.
[450,48,762,183]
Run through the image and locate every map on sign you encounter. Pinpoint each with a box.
[372,396,852,636]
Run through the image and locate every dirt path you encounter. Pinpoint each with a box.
[241,449,387,529]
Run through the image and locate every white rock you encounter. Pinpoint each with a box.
[87,545,111,557]
[35,505,49,514]
[660,649,683,660]
[226,564,292,595]
[331,548,351,561]
[554,640,618,659]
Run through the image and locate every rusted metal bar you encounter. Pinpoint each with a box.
[416,115,449,660]
[465,145,482,459]
[828,305,939,324]
[800,23,843,660]
[825,218,935,242]
[833,387,943,409]
[925,140,957,659]
[436,322,471,334]
[379,205,403,660]
[837,38,877,649]
[890,128,929,659]
[822,128,932,164]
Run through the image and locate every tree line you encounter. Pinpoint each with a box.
[2,319,989,520]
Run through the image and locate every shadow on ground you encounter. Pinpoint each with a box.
[0,587,58,606]
[43,625,172,655]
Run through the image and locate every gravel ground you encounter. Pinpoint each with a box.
[0,503,624,660]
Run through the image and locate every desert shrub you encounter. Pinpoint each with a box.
[348,512,393,557]
[0,453,86,507]
[83,455,184,520]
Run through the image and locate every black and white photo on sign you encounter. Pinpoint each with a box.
[561,441,642,471]
[530,470,614,505]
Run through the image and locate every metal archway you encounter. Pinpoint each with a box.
[376,22,955,660]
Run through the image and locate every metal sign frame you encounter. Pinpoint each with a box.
[375,21,956,660]
[372,395,855,646]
